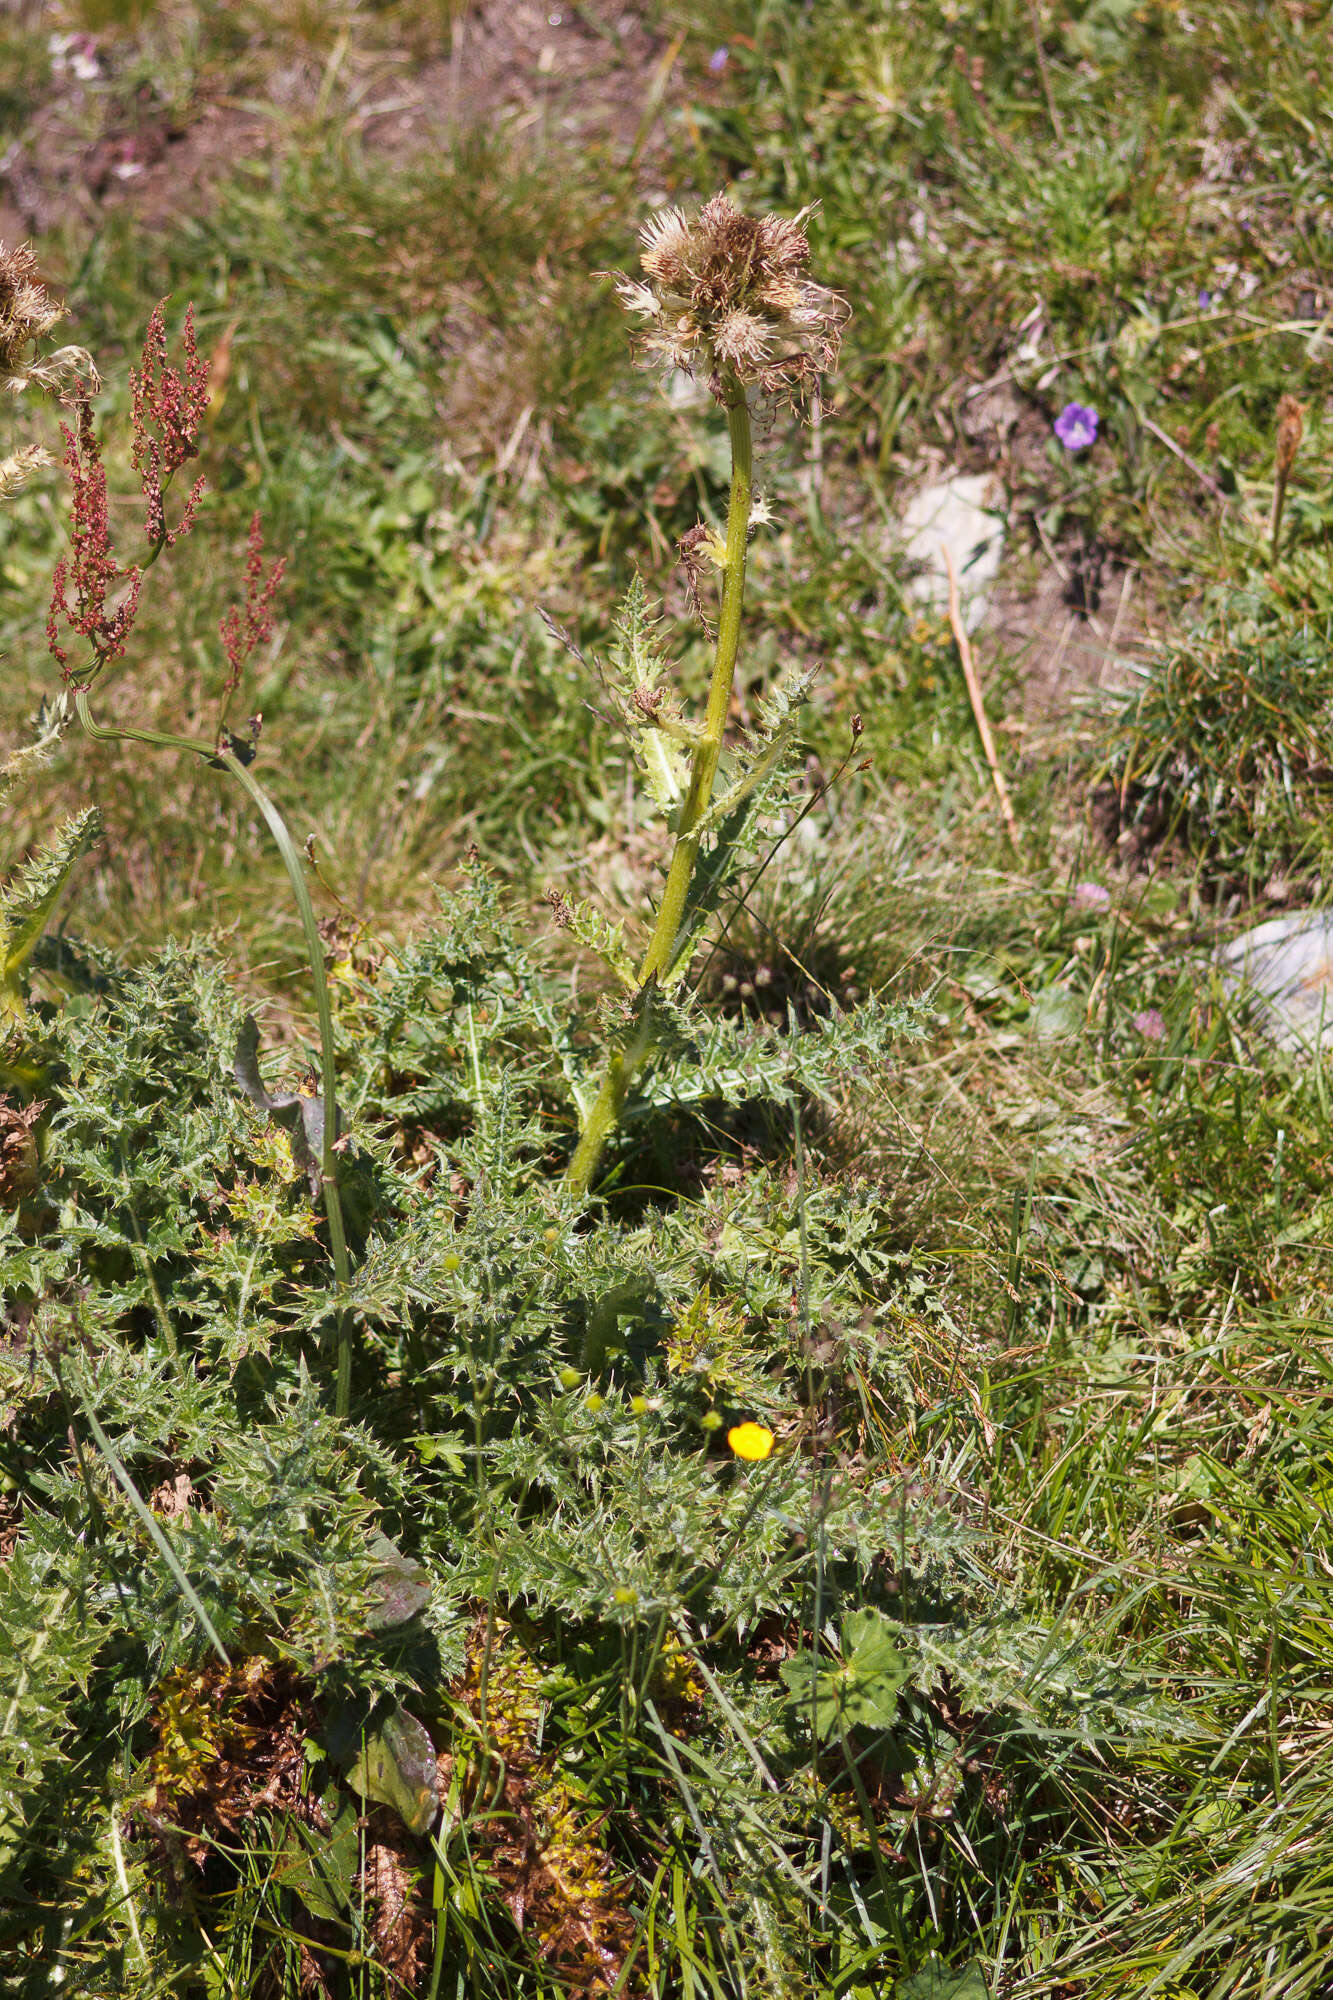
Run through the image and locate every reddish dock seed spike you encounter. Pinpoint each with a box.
[48,304,210,678]
[130,301,210,548]
[47,400,143,676]
[220,514,286,697]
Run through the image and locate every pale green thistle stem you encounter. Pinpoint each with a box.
[564,376,753,1197]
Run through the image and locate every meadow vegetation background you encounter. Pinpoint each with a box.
[3,1,1333,1994]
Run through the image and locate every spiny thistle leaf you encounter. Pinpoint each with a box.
[599,575,697,820]
[545,890,638,994]
[0,807,100,1032]
[0,1525,104,1872]
[639,991,925,1112]
[608,572,667,693]
[695,692,811,842]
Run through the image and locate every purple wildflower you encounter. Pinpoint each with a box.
[1054,402,1099,452]
[708,46,729,73]
[1197,288,1212,310]
[1133,1008,1166,1043]
[1070,881,1111,912]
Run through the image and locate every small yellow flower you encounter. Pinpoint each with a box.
[727,1421,774,1462]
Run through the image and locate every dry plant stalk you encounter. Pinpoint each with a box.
[1024,0,1064,143]
[942,542,1021,853]
[1270,393,1304,563]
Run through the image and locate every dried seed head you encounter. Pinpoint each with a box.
[612,193,846,411]
[0,241,95,398]
[0,242,62,371]
[47,400,144,677]
[714,308,771,371]
[130,302,209,547]
[1275,393,1305,479]
[0,442,53,501]
[218,513,285,700]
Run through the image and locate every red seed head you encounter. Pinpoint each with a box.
[219,513,285,698]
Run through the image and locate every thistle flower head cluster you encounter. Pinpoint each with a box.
[613,193,845,409]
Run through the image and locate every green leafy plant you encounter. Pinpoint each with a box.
[780,1608,913,1742]
[8,13,1333,1985]
[8,277,360,1411]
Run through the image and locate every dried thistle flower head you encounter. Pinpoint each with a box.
[0,241,95,399]
[613,193,845,410]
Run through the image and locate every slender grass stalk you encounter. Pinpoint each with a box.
[564,380,752,1196]
[71,691,353,1415]
[74,1377,231,1667]
[1270,393,1305,563]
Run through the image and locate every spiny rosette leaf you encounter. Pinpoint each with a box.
[639,990,925,1113]
[0,1518,105,1873]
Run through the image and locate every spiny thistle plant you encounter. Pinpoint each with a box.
[562,193,847,1194]
[0,248,355,1410]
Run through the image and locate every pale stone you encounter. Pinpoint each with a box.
[900,473,1006,632]
[1217,914,1333,1052]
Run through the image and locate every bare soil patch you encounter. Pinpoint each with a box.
[0,3,671,248]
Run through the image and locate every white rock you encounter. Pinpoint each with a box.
[1217,913,1333,1052]
[900,473,1005,632]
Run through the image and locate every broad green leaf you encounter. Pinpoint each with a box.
[347,1706,439,1835]
[364,1532,430,1632]
[778,1610,911,1740]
